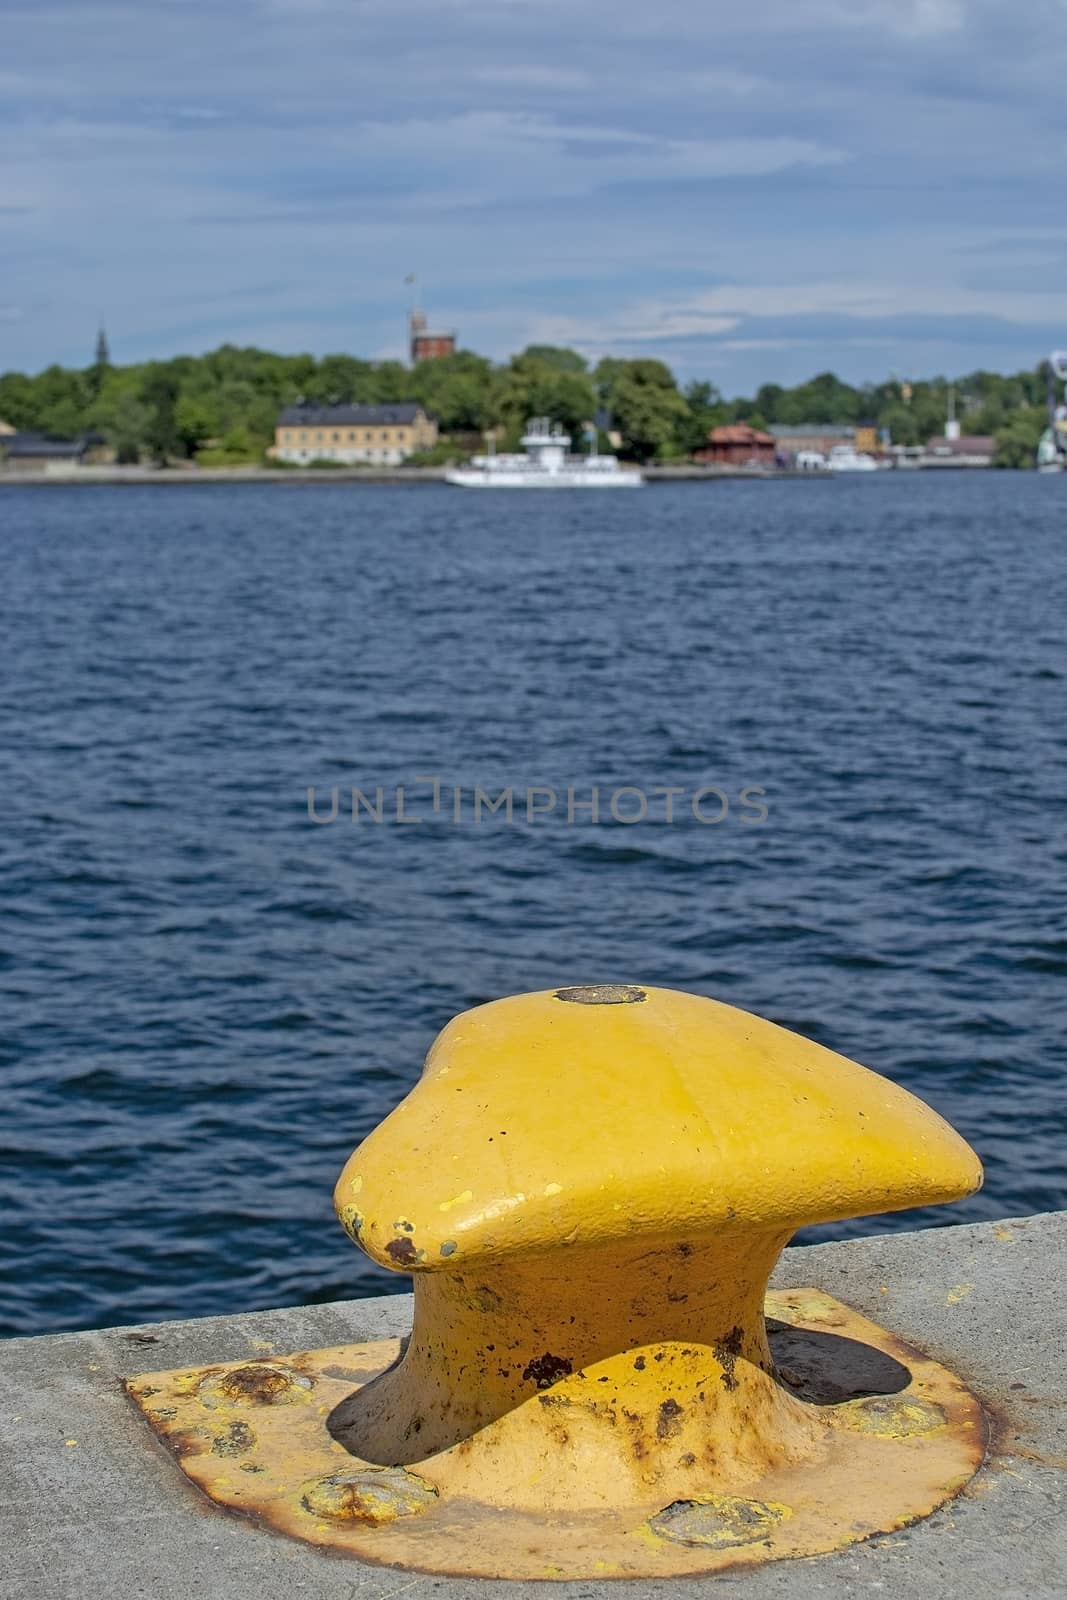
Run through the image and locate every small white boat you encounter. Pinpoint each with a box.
[1037,430,1063,472]
[445,419,643,489]
[826,444,880,473]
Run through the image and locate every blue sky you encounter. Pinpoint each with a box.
[1,0,1065,393]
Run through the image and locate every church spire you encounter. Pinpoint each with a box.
[95,325,110,368]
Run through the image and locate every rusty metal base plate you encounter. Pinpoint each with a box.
[126,1289,986,1581]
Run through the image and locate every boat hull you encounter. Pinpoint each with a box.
[445,470,643,489]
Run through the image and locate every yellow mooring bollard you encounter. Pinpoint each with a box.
[129,984,987,1580]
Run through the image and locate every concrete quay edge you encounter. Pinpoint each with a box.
[1,1212,1064,1599]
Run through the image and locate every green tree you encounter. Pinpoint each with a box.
[680,380,728,454]
[196,423,262,466]
[603,359,689,461]
[105,389,151,464]
[879,403,920,448]
[493,351,597,440]
[993,407,1046,469]
[411,351,494,431]
[754,383,786,424]
[304,354,377,405]
[593,357,631,410]
[515,344,588,373]
[33,364,91,438]
[174,390,222,456]
[773,371,860,426]
[374,361,413,403]
[140,365,181,462]
[0,371,41,429]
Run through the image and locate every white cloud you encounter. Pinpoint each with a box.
[527,0,974,43]
[472,65,591,90]
[174,106,226,122]
[342,110,845,204]
[665,68,772,98]
[517,278,1067,354]
[800,0,967,34]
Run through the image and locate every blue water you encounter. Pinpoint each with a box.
[2,475,1065,1338]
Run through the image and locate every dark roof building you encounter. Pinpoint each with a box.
[277,403,426,428]
[0,431,93,472]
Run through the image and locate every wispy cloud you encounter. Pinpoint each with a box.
[808,0,968,36]
[471,65,591,90]
[477,277,1063,375]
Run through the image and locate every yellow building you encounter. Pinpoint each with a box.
[273,403,437,466]
[854,424,879,454]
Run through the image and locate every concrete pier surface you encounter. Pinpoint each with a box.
[2,1212,1064,1599]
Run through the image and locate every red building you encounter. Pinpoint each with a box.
[695,424,777,468]
[409,310,456,364]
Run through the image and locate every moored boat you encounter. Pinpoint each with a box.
[445,419,643,489]
[826,443,880,473]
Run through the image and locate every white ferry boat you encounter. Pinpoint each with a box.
[445,419,643,489]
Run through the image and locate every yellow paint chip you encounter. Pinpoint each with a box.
[946,1283,974,1304]
[64,1439,78,1447]
[993,1224,1016,1243]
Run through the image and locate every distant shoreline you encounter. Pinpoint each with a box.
[1,463,837,487]
[0,461,1008,488]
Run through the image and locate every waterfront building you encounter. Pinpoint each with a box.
[768,424,856,457]
[695,423,776,468]
[272,403,438,466]
[922,434,996,467]
[0,430,93,474]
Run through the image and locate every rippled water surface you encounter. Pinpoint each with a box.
[2,475,1065,1337]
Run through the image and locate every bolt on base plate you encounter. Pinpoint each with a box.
[126,1288,985,1581]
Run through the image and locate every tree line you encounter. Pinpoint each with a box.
[0,342,1052,467]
